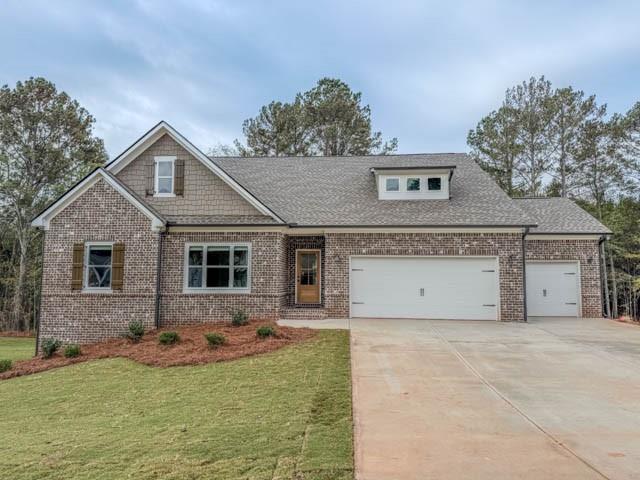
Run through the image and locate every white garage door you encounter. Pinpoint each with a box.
[350,257,498,320]
[526,262,580,317]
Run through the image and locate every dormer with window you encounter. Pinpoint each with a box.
[372,166,454,200]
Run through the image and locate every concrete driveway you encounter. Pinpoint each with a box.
[350,317,640,480]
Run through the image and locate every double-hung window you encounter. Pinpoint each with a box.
[85,243,113,289]
[154,156,175,196]
[185,244,250,292]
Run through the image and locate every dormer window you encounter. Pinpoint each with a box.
[372,166,454,200]
[386,178,400,192]
[154,156,175,196]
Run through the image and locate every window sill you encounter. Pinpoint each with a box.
[182,288,251,295]
[81,288,114,294]
[153,193,176,198]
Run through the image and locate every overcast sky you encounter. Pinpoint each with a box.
[2,1,639,157]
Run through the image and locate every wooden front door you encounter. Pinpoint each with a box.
[296,250,321,304]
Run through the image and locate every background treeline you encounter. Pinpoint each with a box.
[0,76,638,331]
[468,76,639,319]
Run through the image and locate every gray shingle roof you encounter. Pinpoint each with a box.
[165,215,278,225]
[514,198,611,234]
[213,153,535,227]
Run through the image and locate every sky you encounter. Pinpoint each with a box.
[1,1,639,158]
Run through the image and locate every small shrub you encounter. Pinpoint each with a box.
[0,359,12,373]
[230,308,249,327]
[256,325,276,339]
[126,321,145,343]
[64,344,81,358]
[41,338,62,359]
[158,331,180,345]
[204,332,227,349]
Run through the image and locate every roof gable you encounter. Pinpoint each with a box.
[31,168,166,231]
[106,121,283,223]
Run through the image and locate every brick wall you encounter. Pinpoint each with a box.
[324,232,525,321]
[39,179,159,344]
[158,231,287,326]
[525,238,602,317]
[285,236,325,306]
[116,134,267,218]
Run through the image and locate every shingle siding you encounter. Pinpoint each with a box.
[117,134,267,218]
[526,239,602,318]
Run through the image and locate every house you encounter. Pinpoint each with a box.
[31,122,611,344]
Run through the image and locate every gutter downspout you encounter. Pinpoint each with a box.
[599,235,611,318]
[521,227,529,322]
[154,230,165,329]
[34,231,45,356]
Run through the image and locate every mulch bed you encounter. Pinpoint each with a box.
[0,330,35,338]
[0,321,314,381]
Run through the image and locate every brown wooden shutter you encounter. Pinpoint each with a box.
[111,243,125,290]
[145,160,154,196]
[71,243,84,290]
[174,159,185,196]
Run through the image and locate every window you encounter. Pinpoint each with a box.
[155,156,175,195]
[407,178,421,191]
[186,244,250,291]
[85,244,112,289]
[428,177,442,191]
[385,178,399,192]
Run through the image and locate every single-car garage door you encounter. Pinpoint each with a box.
[526,262,580,317]
[350,257,498,320]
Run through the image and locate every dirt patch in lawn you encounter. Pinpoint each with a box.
[0,321,314,380]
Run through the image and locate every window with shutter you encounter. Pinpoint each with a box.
[174,159,185,196]
[71,243,84,290]
[111,243,125,290]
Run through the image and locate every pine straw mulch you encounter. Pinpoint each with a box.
[0,330,35,338]
[0,321,314,381]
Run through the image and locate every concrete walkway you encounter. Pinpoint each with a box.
[349,317,640,480]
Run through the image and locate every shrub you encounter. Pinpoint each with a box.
[0,359,12,373]
[41,338,62,359]
[204,332,227,349]
[230,308,249,327]
[256,325,276,339]
[158,331,180,345]
[126,321,145,343]
[64,344,81,358]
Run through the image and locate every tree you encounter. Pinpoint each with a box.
[0,77,106,330]
[467,105,523,196]
[547,87,602,197]
[505,76,555,195]
[236,78,397,156]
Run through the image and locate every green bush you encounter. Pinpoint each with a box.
[126,321,145,343]
[64,344,81,358]
[0,359,12,373]
[204,333,227,349]
[41,338,62,359]
[158,331,180,345]
[256,325,276,339]
[230,308,249,327]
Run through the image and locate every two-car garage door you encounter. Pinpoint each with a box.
[350,257,499,320]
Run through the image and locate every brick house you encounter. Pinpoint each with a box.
[32,122,611,344]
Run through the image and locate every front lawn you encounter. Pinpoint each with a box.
[0,330,353,480]
[0,336,35,361]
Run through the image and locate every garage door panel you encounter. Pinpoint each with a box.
[350,257,498,320]
[526,262,579,317]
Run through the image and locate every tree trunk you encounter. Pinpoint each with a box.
[608,240,618,318]
[13,238,28,330]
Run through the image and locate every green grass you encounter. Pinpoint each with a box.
[0,330,353,480]
[0,336,35,361]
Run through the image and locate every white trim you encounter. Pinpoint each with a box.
[294,249,322,305]
[525,260,582,317]
[31,168,166,232]
[526,234,602,241]
[83,241,114,292]
[348,255,501,321]
[154,155,176,197]
[182,242,252,294]
[105,121,284,223]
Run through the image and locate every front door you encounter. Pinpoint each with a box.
[296,250,321,304]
